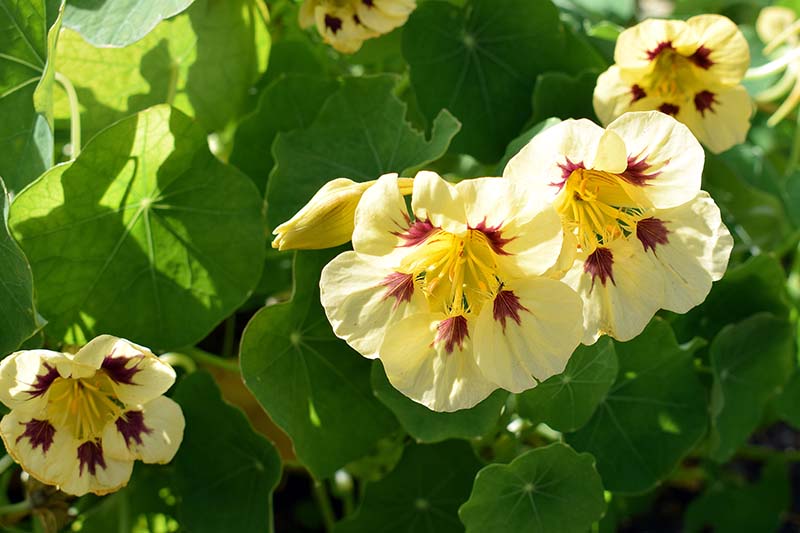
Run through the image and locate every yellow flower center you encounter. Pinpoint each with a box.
[398,228,502,316]
[47,373,124,441]
[645,47,703,99]
[555,168,643,253]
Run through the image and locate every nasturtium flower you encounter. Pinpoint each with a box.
[299,0,416,54]
[0,336,184,496]
[750,7,800,126]
[594,15,752,153]
[504,111,733,344]
[320,172,583,412]
[272,176,414,251]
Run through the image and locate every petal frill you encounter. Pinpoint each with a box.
[644,193,733,314]
[0,350,67,414]
[351,173,408,263]
[473,278,583,393]
[356,2,406,33]
[678,85,752,154]
[58,443,134,496]
[70,334,123,377]
[607,111,705,209]
[499,206,564,278]
[563,238,664,344]
[99,338,176,406]
[686,14,750,86]
[320,251,426,359]
[374,0,416,17]
[593,66,639,126]
[410,171,467,234]
[614,19,694,70]
[502,119,606,200]
[380,314,496,412]
[103,396,185,464]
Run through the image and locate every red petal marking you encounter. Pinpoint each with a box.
[636,217,670,253]
[631,84,646,103]
[16,419,55,453]
[619,153,663,186]
[381,272,415,308]
[472,218,515,255]
[493,290,530,332]
[27,362,60,398]
[646,41,674,60]
[435,316,469,354]
[658,103,679,116]
[694,90,717,116]
[584,247,615,287]
[77,440,107,477]
[689,45,714,69]
[362,0,374,5]
[115,411,153,449]
[554,157,585,190]
[102,355,142,385]
[324,14,343,34]
[393,218,437,247]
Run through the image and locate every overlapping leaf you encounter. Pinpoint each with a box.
[10,105,265,349]
[239,250,400,479]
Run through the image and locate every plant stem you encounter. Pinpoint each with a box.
[738,444,800,462]
[182,346,239,372]
[158,352,197,374]
[312,481,336,533]
[222,316,236,358]
[0,500,30,516]
[787,106,800,175]
[54,71,81,158]
[0,455,15,476]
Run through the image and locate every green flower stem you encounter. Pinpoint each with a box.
[0,454,15,476]
[312,481,336,533]
[182,346,240,373]
[787,106,800,175]
[222,316,236,358]
[738,444,800,462]
[158,352,198,374]
[54,72,81,158]
[0,499,31,517]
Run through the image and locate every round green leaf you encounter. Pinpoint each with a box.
[240,250,400,480]
[336,440,483,533]
[10,105,265,349]
[371,361,507,443]
[63,0,195,47]
[709,313,794,462]
[518,337,617,432]
[459,443,606,533]
[566,319,708,493]
[777,368,800,430]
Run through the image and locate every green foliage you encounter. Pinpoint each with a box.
[10,105,265,349]
[459,443,606,533]
[530,70,600,126]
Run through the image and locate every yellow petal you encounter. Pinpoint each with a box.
[410,171,467,234]
[0,350,66,414]
[685,14,750,86]
[102,396,185,464]
[351,173,409,262]
[593,66,640,126]
[95,338,176,405]
[614,18,693,71]
[678,85,752,154]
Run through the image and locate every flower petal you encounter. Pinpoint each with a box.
[0,350,67,414]
[410,171,467,234]
[59,440,133,496]
[593,66,642,126]
[607,111,704,208]
[379,313,496,412]
[103,396,185,464]
[686,14,750,86]
[592,129,628,173]
[0,410,74,489]
[320,251,426,359]
[95,338,176,406]
[473,278,583,393]
[614,18,694,70]
[351,173,408,262]
[678,85,752,154]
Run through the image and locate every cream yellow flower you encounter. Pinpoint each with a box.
[299,0,416,54]
[594,15,752,153]
[0,336,184,496]
[320,172,583,411]
[272,176,413,251]
[504,111,733,344]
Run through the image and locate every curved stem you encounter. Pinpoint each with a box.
[158,352,197,374]
[181,346,239,372]
[0,455,15,476]
[54,71,81,158]
[312,481,336,533]
[746,48,800,80]
[0,500,31,517]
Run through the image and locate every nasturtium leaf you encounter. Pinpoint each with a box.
[10,105,265,349]
[0,0,63,192]
[670,254,791,343]
[567,319,708,493]
[266,75,460,229]
[336,441,482,533]
[63,0,195,47]
[530,70,600,126]
[459,443,606,533]
[709,313,794,462]
[776,369,800,430]
[173,371,282,533]
[53,0,270,136]
[230,74,340,192]
[495,117,561,174]
[401,0,564,163]
[0,179,42,356]
[371,362,507,443]
[684,459,790,533]
[518,337,617,432]
[240,250,400,480]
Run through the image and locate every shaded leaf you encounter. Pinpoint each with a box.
[240,250,400,479]
[518,337,617,432]
[530,70,599,126]
[567,319,708,493]
[459,443,606,533]
[776,368,800,430]
[495,117,561,174]
[10,105,265,349]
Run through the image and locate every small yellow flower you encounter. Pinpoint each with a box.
[320,172,583,411]
[272,175,414,251]
[504,111,733,344]
[299,0,416,54]
[0,336,184,496]
[594,15,752,153]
